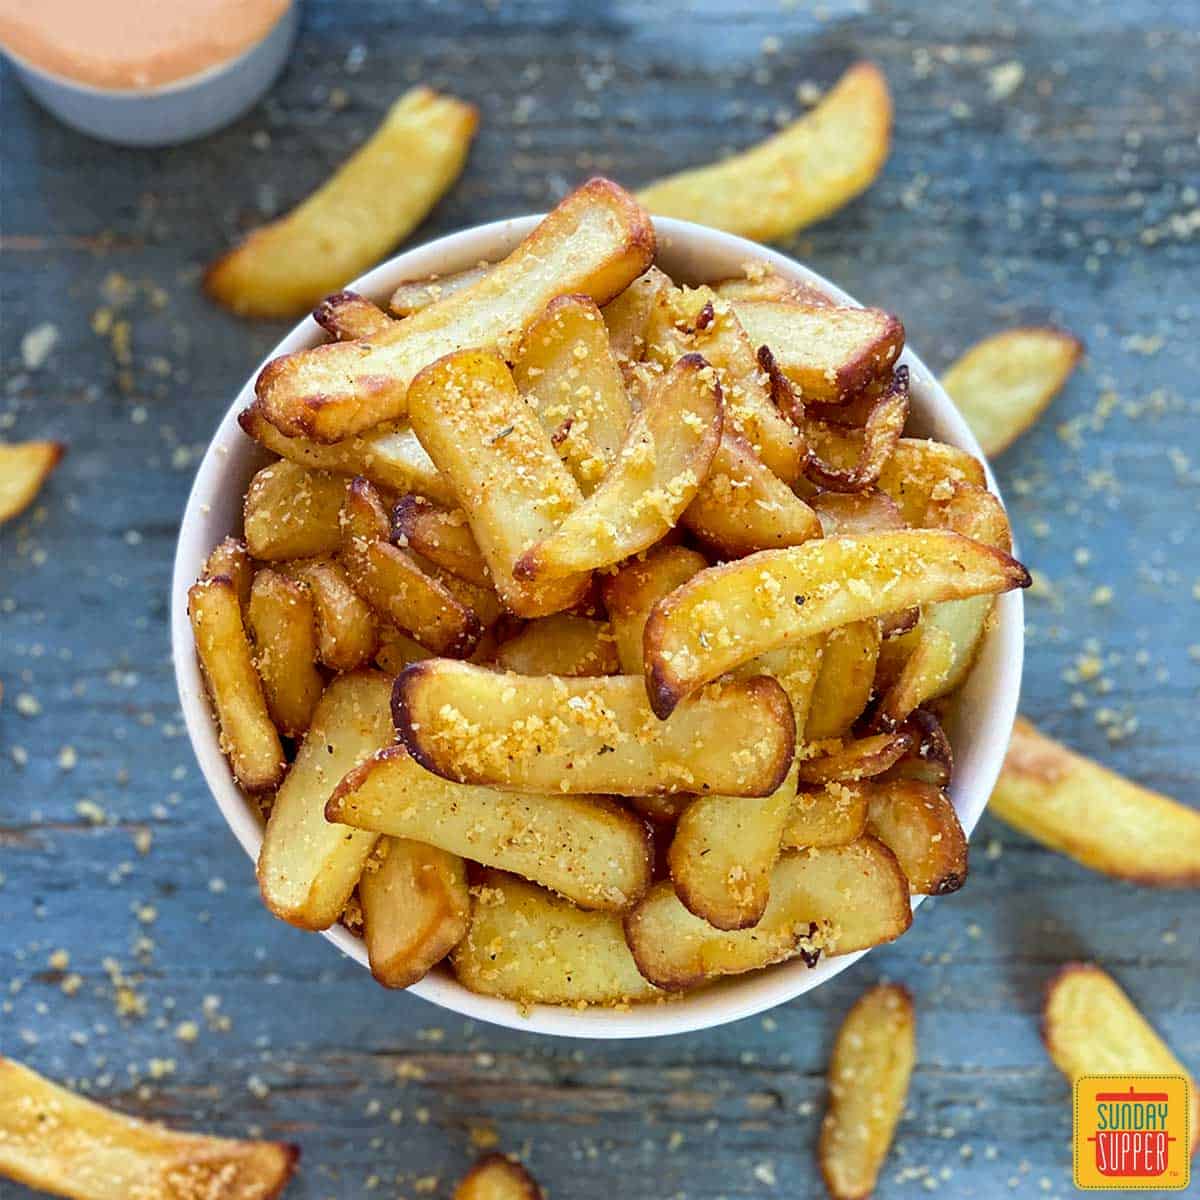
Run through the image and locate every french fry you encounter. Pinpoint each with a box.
[873,625,955,729]
[254,178,655,441]
[188,575,285,792]
[989,717,1200,887]
[602,266,672,364]
[0,440,64,525]
[865,780,967,894]
[257,670,394,930]
[455,1153,544,1200]
[339,477,482,655]
[202,536,253,610]
[452,871,660,1006]
[390,495,491,588]
[668,767,796,930]
[803,620,882,740]
[394,658,795,798]
[243,460,347,561]
[713,267,833,307]
[782,781,870,849]
[795,730,916,787]
[329,746,652,910]
[644,530,1030,716]
[0,1057,297,1200]
[874,438,986,526]
[312,290,394,341]
[205,87,478,319]
[247,569,324,738]
[494,615,620,676]
[1043,964,1199,1154]
[625,837,912,990]
[511,294,633,492]
[882,709,954,788]
[747,638,825,734]
[390,264,491,316]
[515,354,723,580]
[358,837,470,989]
[407,349,592,617]
[638,61,892,240]
[284,557,378,671]
[942,327,1083,457]
[238,406,456,505]
[819,983,916,1200]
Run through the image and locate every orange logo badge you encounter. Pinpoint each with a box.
[1074,1076,1191,1190]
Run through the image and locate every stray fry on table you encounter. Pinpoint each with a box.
[0,440,64,526]
[454,1152,545,1200]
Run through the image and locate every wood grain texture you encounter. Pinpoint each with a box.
[1,1,1196,1196]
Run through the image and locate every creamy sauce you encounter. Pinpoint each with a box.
[0,0,289,90]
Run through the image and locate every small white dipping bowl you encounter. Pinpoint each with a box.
[172,215,1024,1039]
[2,2,297,147]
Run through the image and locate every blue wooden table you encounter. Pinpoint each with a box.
[1,2,1197,1196]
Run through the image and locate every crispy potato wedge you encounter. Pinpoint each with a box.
[782,781,870,849]
[819,983,916,1200]
[203,536,253,610]
[942,327,1083,457]
[394,658,795,798]
[0,1057,297,1200]
[512,293,633,492]
[515,354,722,580]
[188,575,285,792]
[0,440,64,526]
[284,557,378,671]
[455,1153,544,1200]
[747,638,825,734]
[239,406,455,505]
[312,290,394,341]
[243,459,347,561]
[668,768,796,930]
[795,730,915,787]
[247,568,323,738]
[625,837,912,990]
[329,746,652,910]
[804,620,882,741]
[602,266,672,364]
[374,628,434,674]
[257,670,394,930]
[339,477,482,655]
[389,264,491,316]
[601,544,710,675]
[494,615,619,676]
[737,301,904,407]
[875,438,986,526]
[1043,964,1199,1154]
[391,495,491,589]
[990,717,1200,887]
[714,268,833,307]
[873,625,955,729]
[206,87,478,319]
[645,530,1030,716]
[255,178,655,441]
[358,837,470,989]
[453,871,661,1006]
[638,61,892,240]
[865,780,967,894]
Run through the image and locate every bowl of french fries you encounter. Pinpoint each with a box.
[172,178,1029,1037]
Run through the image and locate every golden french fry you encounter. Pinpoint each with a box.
[339,477,482,655]
[452,871,660,1006]
[795,730,915,787]
[638,61,892,240]
[494,615,619,676]
[872,438,985,526]
[515,354,723,580]
[0,440,64,526]
[747,639,825,734]
[819,983,916,1200]
[602,266,672,364]
[804,620,882,742]
[644,529,1030,716]
[206,87,478,319]
[202,536,253,610]
[284,557,378,671]
[239,406,456,505]
[312,290,394,341]
[390,495,491,588]
[942,327,1083,457]
[188,575,285,792]
[257,671,394,930]
[394,658,795,798]
[512,294,634,492]
[625,837,912,990]
[359,837,470,989]
[329,746,652,910]
[782,781,870,849]
[990,717,1200,888]
[1043,964,1199,1154]
[407,349,591,617]
[811,488,905,538]
[0,1057,297,1200]
[247,568,324,738]
[243,459,347,561]
[865,779,967,895]
[454,1153,545,1200]
[873,625,955,728]
[713,267,833,307]
[389,264,491,316]
[255,178,655,441]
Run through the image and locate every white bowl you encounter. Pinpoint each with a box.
[171,215,1024,1039]
[2,3,297,147]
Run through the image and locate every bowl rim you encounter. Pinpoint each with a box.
[171,212,1024,1040]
